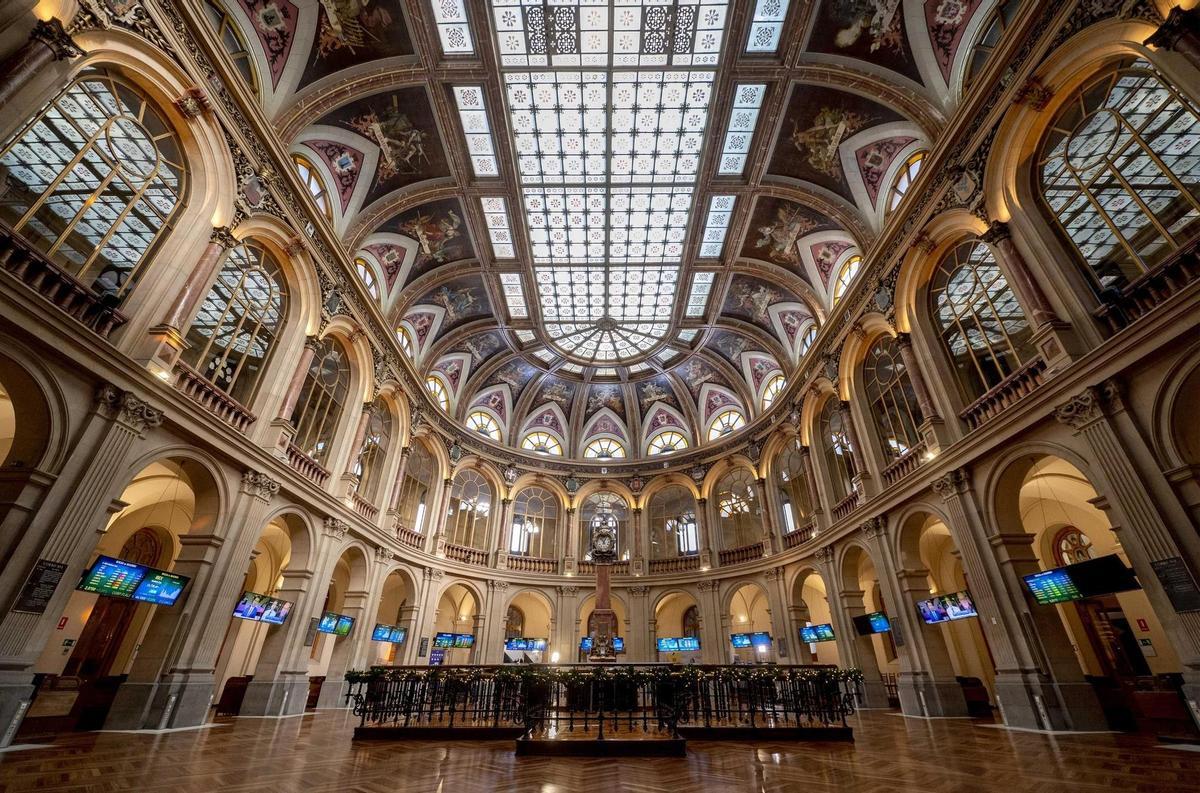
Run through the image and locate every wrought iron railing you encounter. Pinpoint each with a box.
[346,664,860,738]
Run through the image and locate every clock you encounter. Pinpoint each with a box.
[589,512,618,564]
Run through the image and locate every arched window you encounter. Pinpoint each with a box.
[0,70,186,299]
[799,324,818,357]
[887,151,925,213]
[182,242,285,405]
[583,437,626,459]
[832,255,862,304]
[708,409,745,440]
[290,337,350,465]
[352,398,392,501]
[761,374,785,411]
[818,397,856,503]
[714,468,758,550]
[581,492,630,561]
[425,376,449,411]
[466,410,501,441]
[510,486,560,558]
[648,485,698,559]
[775,445,813,534]
[647,430,688,455]
[682,605,700,637]
[1039,59,1200,290]
[395,441,435,533]
[964,0,1018,87]
[203,0,259,94]
[931,240,1033,399]
[1052,525,1096,566]
[446,470,492,549]
[862,336,924,461]
[292,153,331,219]
[355,257,380,299]
[521,431,563,455]
[397,326,414,356]
[505,606,525,639]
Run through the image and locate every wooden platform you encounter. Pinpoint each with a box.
[515,736,687,757]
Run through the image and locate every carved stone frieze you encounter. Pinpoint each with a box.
[323,516,350,541]
[1054,381,1121,429]
[241,470,280,502]
[96,384,164,433]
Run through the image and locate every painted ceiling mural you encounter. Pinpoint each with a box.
[201,0,1013,460]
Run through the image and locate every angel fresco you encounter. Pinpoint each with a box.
[790,106,869,178]
[433,285,478,323]
[754,204,819,266]
[731,281,780,325]
[830,0,904,55]
[317,0,393,57]
[400,210,464,266]
[349,96,430,182]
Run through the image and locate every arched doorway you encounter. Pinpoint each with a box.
[653,592,702,662]
[504,591,553,663]
[368,569,417,666]
[433,583,479,665]
[578,594,629,661]
[726,583,773,662]
[790,570,839,666]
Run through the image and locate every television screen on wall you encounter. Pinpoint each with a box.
[1024,568,1082,605]
[317,612,340,634]
[916,591,978,624]
[1024,554,1140,605]
[131,570,189,606]
[799,623,836,643]
[678,636,700,651]
[334,615,355,637]
[372,623,393,642]
[434,632,455,648]
[233,591,291,624]
[657,637,680,652]
[730,633,751,648]
[77,556,149,599]
[750,632,772,648]
[852,612,891,635]
[389,627,407,644]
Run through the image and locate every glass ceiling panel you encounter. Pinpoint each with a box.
[488,0,730,363]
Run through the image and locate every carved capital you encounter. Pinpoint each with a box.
[813,545,835,565]
[422,567,444,581]
[932,468,969,501]
[860,515,887,540]
[241,470,280,502]
[1054,381,1120,430]
[912,230,937,254]
[627,585,650,596]
[894,331,913,350]
[979,220,1011,246]
[209,225,237,249]
[173,87,211,119]
[303,335,323,354]
[374,545,396,564]
[1146,6,1200,52]
[323,515,350,541]
[96,384,164,433]
[1013,76,1052,110]
[696,580,719,592]
[31,18,83,60]
[558,585,580,595]
[764,566,783,581]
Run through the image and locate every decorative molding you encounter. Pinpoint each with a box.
[31,17,84,59]
[627,585,650,596]
[813,546,835,565]
[1054,381,1121,429]
[374,545,396,563]
[96,384,164,433]
[1012,76,1052,110]
[558,585,580,595]
[932,468,970,501]
[696,580,719,592]
[323,515,350,541]
[241,470,280,501]
[860,516,887,540]
[173,87,211,119]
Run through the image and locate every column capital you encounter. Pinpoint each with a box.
[240,469,280,502]
[304,335,323,354]
[31,18,84,60]
[894,331,912,349]
[96,384,164,433]
[1146,6,1200,52]
[931,467,969,501]
[422,567,444,581]
[1054,380,1121,430]
[764,566,784,581]
[323,515,350,541]
[859,515,887,540]
[374,545,396,564]
[627,585,650,596]
[813,545,835,565]
[696,580,719,592]
[558,585,580,595]
[979,220,1011,245]
[210,225,238,249]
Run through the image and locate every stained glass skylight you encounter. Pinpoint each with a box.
[718,84,765,174]
[489,0,731,363]
[453,87,499,177]
[685,271,714,317]
[433,0,475,54]
[746,0,789,53]
[699,195,735,258]
[481,197,516,258]
[500,272,529,318]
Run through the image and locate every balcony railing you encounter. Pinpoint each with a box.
[445,543,488,566]
[350,491,379,522]
[718,542,764,566]
[395,525,424,550]
[172,360,256,432]
[0,221,128,338]
[784,520,817,548]
[507,555,558,574]
[832,491,860,522]
[648,555,701,574]
[577,560,630,576]
[880,440,927,488]
[1094,238,1199,333]
[959,357,1047,431]
[285,442,330,486]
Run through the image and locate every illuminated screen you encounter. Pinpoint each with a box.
[1024,569,1082,605]
[730,633,751,648]
[372,623,392,642]
[750,632,772,648]
[317,613,340,634]
[434,632,455,648]
[657,637,680,652]
[389,627,407,644]
[678,636,700,651]
[334,615,355,637]
[77,556,149,599]
[233,591,291,624]
[800,623,836,643]
[853,612,891,635]
[131,570,189,606]
[917,590,979,624]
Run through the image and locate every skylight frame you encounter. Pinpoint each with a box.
[453,86,500,178]
[433,0,476,55]
[698,194,735,258]
[745,0,790,54]
[481,196,516,259]
[717,84,765,175]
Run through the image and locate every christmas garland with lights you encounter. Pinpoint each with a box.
[345,664,862,688]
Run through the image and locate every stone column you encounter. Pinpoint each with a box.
[800,445,829,532]
[695,497,714,570]
[696,580,723,664]
[627,585,651,661]
[764,567,790,661]
[895,333,950,451]
[338,402,374,499]
[407,568,445,664]
[839,400,871,498]
[813,547,859,678]
[0,18,82,109]
[493,497,514,568]
[314,586,371,708]
[269,337,320,459]
[395,604,419,665]
[430,478,454,556]
[755,477,779,555]
[1146,6,1200,70]
[561,506,579,575]
[384,446,411,525]
[630,507,646,576]
[1056,383,1200,726]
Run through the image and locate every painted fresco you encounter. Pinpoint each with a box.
[635,375,681,411]
[534,375,578,409]
[808,0,924,84]
[231,0,300,89]
[301,139,364,212]
[671,358,729,400]
[740,197,838,276]
[708,329,757,366]
[382,198,473,286]
[585,383,627,420]
[855,135,917,205]
[926,0,987,82]
[416,275,489,333]
[362,242,406,291]
[319,87,447,207]
[452,330,508,366]
[300,0,414,89]
[768,85,904,201]
[484,360,539,403]
[722,275,803,333]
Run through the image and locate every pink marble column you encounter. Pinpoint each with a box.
[894,332,939,422]
[799,445,824,516]
[1146,6,1200,69]
[837,401,867,476]
[275,337,320,423]
[160,227,237,331]
[0,19,82,109]
[981,221,1059,328]
[344,403,374,476]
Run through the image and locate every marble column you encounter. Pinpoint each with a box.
[839,400,871,497]
[755,477,779,555]
[269,337,320,458]
[695,497,714,569]
[895,333,950,451]
[800,445,828,532]
[0,18,82,109]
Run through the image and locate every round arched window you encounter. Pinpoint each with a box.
[761,375,785,411]
[648,430,689,455]
[293,153,331,219]
[425,376,449,411]
[832,255,862,305]
[708,409,746,440]
[583,438,626,459]
[521,431,563,456]
[466,411,502,441]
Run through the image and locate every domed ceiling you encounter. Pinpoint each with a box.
[206,0,997,460]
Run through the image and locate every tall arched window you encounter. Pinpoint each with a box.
[715,468,758,550]
[761,374,785,411]
[887,151,925,213]
[862,336,924,461]
[931,240,1033,399]
[510,486,560,558]
[355,258,380,300]
[0,70,186,299]
[292,153,331,219]
[1039,59,1200,290]
[775,446,813,534]
[648,485,698,559]
[581,492,629,561]
[395,442,435,533]
[708,409,746,440]
[583,437,626,459]
[446,470,492,549]
[425,376,449,411]
[964,0,1018,88]
[290,337,350,465]
[182,242,285,405]
[397,326,414,356]
[799,324,818,357]
[818,398,856,503]
[832,255,862,304]
[203,0,259,94]
[647,430,688,455]
[466,410,502,440]
[353,398,392,501]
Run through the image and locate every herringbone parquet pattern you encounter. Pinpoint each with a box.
[0,710,1197,793]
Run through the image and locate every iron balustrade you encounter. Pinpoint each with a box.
[346,664,860,739]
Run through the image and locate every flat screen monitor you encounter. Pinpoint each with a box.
[506,638,529,652]
[389,627,407,644]
[799,623,836,643]
[530,638,547,651]
[131,570,189,606]
[452,633,474,648]
[372,623,393,642]
[433,632,455,648]
[916,590,979,624]
[233,591,268,621]
[750,632,772,648]
[1067,554,1141,597]
[580,636,593,652]
[657,637,680,652]
[262,597,292,625]
[317,612,340,634]
[78,556,149,599]
[678,636,700,651]
[1024,568,1082,605]
[730,633,751,648]
[579,637,622,652]
[334,615,354,636]
[853,612,891,635]
[613,637,625,653]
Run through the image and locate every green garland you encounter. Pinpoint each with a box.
[346,664,862,688]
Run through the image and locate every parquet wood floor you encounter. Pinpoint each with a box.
[0,709,1197,793]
